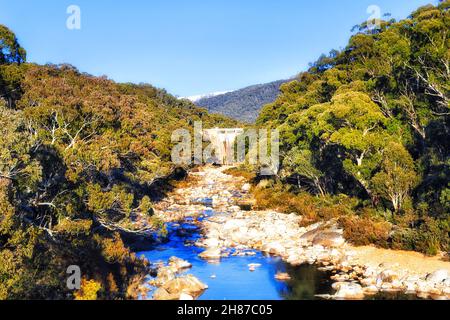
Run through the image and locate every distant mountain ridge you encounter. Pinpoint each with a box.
[193,79,289,123]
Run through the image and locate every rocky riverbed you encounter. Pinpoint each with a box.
[149,166,450,300]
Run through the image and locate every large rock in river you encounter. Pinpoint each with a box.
[202,237,221,248]
[162,275,208,299]
[169,256,192,271]
[153,287,178,300]
[153,267,176,286]
[199,247,222,260]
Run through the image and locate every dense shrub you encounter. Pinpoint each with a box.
[391,217,450,256]
[244,171,447,255]
[224,166,257,181]
[252,181,353,225]
[339,215,391,248]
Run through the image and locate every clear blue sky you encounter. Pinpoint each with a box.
[0,0,435,97]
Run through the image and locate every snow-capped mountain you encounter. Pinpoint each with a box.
[181,91,231,102]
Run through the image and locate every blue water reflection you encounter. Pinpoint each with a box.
[137,204,334,300]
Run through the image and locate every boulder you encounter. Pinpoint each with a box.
[443,286,450,296]
[426,269,448,284]
[376,269,398,287]
[287,255,306,266]
[333,282,365,300]
[312,232,345,248]
[242,183,251,192]
[444,278,450,288]
[162,275,208,298]
[229,226,251,243]
[248,263,261,272]
[229,205,241,212]
[203,238,221,248]
[205,228,220,239]
[305,222,324,232]
[179,293,194,300]
[332,282,344,290]
[246,228,264,242]
[299,227,323,243]
[403,280,418,292]
[168,257,192,271]
[275,272,291,281]
[154,267,176,286]
[153,287,178,300]
[390,279,405,290]
[231,232,250,245]
[363,285,379,294]
[360,277,376,287]
[223,219,247,232]
[416,279,434,293]
[380,282,395,291]
[199,247,222,260]
[261,241,286,256]
[363,266,377,278]
[274,222,288,235]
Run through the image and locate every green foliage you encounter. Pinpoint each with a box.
[0,105,41,186]
[281,148,326,196]
[391,217,449,255]
[0,25,236,299]
[372,142,419,212]
[87,184,134,218]
[251,181,356,225]
[0,25,26,64]
[74,279,102,300]
[256,2,450,254]
[224,166,257,181]
[339,214,391,248]
[0,25,26,108]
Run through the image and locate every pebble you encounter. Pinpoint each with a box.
[275,272,291,281]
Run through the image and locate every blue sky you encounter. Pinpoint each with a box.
[0,0,435,96]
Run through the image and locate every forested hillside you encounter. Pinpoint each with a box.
[254,1,449,254]
[195,80,287,123]
[0,25,236,299]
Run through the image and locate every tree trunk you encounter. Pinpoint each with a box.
[314,178,326,197]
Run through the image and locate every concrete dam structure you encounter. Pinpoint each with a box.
[203,128,244,165]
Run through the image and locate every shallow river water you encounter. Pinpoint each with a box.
[138,215,333,300]
[137,203,417,300]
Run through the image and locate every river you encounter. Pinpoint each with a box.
[138,205,335,300]
[137,204,418,300]
[137,166,423,300]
